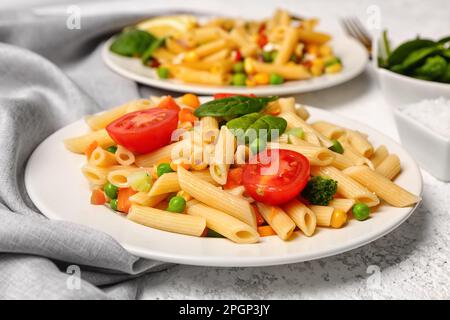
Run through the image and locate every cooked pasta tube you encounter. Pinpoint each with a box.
[64,129,115,154]
[282,199,317,237]
[229,27,257,57]
[202,48,230,62]
[177,167,256,229]
[187,201,259,244]
[375,154,401,180]
[328,198,356,213]
[210,126,235,185]
[192,38,231,58]
[135,140,186,167]
[311,166,380,207]
[245,58,311,80]
[346,130,374,158]
[89,147,117,167]
[165,37,187,54]
[148,172,179,196]
[339,137,374,169]
[128,205,206,237]
[331,151,356,170]
[256,203,296,240]
[296,105,310,121]
[370,145,389,168]
[171,66,231,85]
[278,10,291,26]
[129,192,168,207]
[191,27,227,44]
[274,27,299,65]
[85,99,153,130]
[152,48,175,63]
[200,116,219,144]
[182,60,233,73]
[82,164,110,186]
[278,98,332,147]
[311,121,346,140]
[234,144,249,165]
[308,205,334,227]
[342,166,420,207]
[269,142,334,166]
[297,29,331,44]
[115,145,135,166]
[107,167,148,188]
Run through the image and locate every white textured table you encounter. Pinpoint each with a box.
[5,0,449,299]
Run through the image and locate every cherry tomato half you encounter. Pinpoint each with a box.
[242,149,310,205]
[106,108,178,154]
[213,93,256,100]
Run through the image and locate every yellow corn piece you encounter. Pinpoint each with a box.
[325,63,342,74]
[330,209,347,228]
[253,72,270,85]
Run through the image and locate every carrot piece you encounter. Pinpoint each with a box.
[85,141,98,160]
[117,188,137,214]
[251,204,265,226]
[158,96,180,112]
[156,157,172,166]
[170,161,190,171]
[178,108,198,123]
[223,167,243,190]
[181,93,200,108]
[90,189,106,205]
[258,225,276,237]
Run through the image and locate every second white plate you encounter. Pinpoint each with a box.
[102,36,368,95]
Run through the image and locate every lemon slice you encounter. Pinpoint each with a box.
[136,15,197,37]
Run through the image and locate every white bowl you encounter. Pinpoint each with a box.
[393,107,450,181]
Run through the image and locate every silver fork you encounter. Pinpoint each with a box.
[340,17,372,58]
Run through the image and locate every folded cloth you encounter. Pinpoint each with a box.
[0,3,190,299]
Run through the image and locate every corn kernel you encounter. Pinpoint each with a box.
[319,44,332,57]
[331,209,347,228]
[245,78,256,87]
[244,58,256,74]
[177,190,192,202]
[325,63,342,74]
[184,51,198,62]
[253,72,270,85]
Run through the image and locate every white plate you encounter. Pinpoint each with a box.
[102,36,368,95]
[25,103,422,267]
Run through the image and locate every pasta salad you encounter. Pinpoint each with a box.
[109,9,343,87]
[64,93,420,244]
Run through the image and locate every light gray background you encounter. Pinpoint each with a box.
[2,0,449,299]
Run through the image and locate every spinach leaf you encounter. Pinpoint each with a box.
[226,113,261,133]
[387,39,435,67]
[439,64,450,83]
[142,37,166,64]
[194,96,278,117]
[413,55,447,80]
[438,35,450,46]
[401,46,441,70]
[245,115,287,143]
[110,29,157,57]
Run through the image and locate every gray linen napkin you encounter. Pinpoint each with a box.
[0,6,185,299]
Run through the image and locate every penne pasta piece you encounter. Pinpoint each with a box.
[193,38,231,58]
[129,192,168,207]
[182,60,233,73]
[152,48,175,63]
[308,205,334,227]
[346,130,374,158]
[282,199,317,237]
[200,116,219,144]
[375,154,401,180]
[338,137,374,169]
[229,27,258,57]
[191,27,227,44]
[234,144,249,165]
[171,66,231,85]
[107,167,148,188]
[274,27,299,65]
[115,145,135,166]
[296,105,310,121]
[269,142,335,166]
[165,37,187,54]
[128,205,206,237]
[266,9,282,33]
[246,58,311,80]
[311,166,380,207]
[89,147,117,167]
[297,29,331,44]
[64,129,115,154]
[342,166,420,207]
[187,201,259,244]
[148,172,179,196]
[202,48,230,62]
[331,151,356,170]
[209,126,236,185]
[177,167,256,228]
[278,10,291,26]
[328,198,356,213]
[85,99,153,130]
[370,145,389,168]
[82,164,110,186]
[256,203,296,240]
[135,140,186,167]
[311,121,346,140]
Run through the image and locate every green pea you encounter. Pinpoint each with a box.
[110,199,118,211]
[271,51,278,61]
[329,140,344,154]
[104,182,118,199]
[106,146,117,154]
[157,66,170,79]
[232,62,245,73]
[352,203,370,221]
[232,73,247,86]
[262,51,273,62]
[250,137,267,155]
[167,196,186,213]
[269,73,284,85]
[157,163,174,177]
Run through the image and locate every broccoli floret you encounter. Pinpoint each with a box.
[301,176,337,205]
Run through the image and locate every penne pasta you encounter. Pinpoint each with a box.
[311,121,346,140]
[209,126,235,185]
[187,201,259,244]
[245,58,311,80]
[346,130,374,158]
[274,27,299,65]
[342,166,420,207]
[256,203,296,240]
[128,204,206,237]
[328,198,356,213]
[375,154,401,180]
[177,167,256,229]
[171,66,231,85]
[129,192,168,207]
[308,205,334,227]
[135,140,185,167]
[282,199,317,236]
[269,142,335,166]
[107,167,148,188]
[200,116,219,144]
[115,145,135,166]
[64,129,115,154]
[148,172,179,196]
[370,145,389,168]
[89,147,117,167]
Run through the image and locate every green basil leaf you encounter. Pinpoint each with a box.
[400,46,441,70]
[387,39,435,67]
[413,55,447,80]
[110,29,157,57]
[142,37,166,64]
[245,115,287,143]
[194,96,278,117]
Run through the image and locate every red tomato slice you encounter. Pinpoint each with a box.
[242,149,310,205]
[106,108,178,154]
[213,93,256,100]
